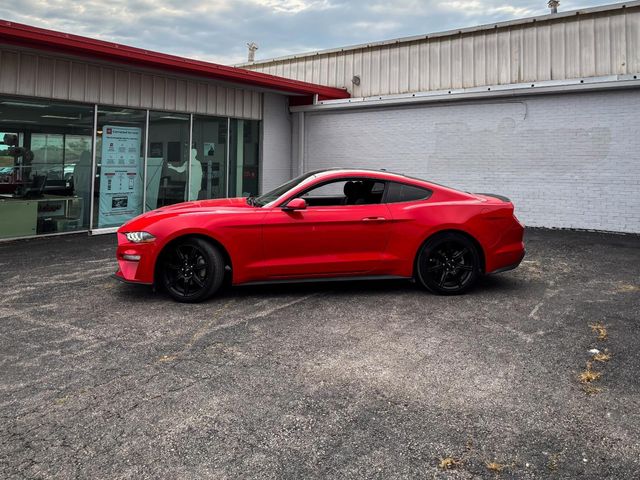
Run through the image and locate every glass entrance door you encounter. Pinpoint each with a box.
[192,116,227,200]
[229,119,260,198]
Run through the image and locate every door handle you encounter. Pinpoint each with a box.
[361,217,387,222]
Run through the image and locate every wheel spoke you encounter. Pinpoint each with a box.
[426,262,444,272]
[438,269,448,287]
[452,248,468,260]
[192,274,205,287]
[457,264,473,271]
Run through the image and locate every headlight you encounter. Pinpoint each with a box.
[124,231,156,243]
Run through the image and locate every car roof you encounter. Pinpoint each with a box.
[307,168,420,182]
[304,168,454,189]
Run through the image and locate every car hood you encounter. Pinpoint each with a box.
[119,197,256,231]
[159,197,252,211]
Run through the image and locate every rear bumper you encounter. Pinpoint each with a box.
[488,249,525,274]
[485,218,525,274]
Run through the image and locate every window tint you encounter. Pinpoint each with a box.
[385,182,432,203]
[302,180,348,198]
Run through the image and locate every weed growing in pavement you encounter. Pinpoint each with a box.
[590,323,608,341]
[438,457,462,470]
[577,323,611,395]
[579,361,602,384]
[486,461,507,473]
[582,384,602,395]
[592,350,611,362]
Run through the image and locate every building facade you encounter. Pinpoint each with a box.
[0,20,346,240]
[241,1,640,233]
[1,2,639,240]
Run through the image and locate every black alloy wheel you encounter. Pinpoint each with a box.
[161,237,224,303]
[416,232,481,295]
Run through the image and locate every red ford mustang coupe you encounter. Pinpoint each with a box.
[115,169,525,302]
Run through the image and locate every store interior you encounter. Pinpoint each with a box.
[0,96,260,239]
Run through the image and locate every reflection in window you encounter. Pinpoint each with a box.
[0,97,94,239]
[146,112,189,209]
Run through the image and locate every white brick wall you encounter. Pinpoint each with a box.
[261,93,293,193]
[300,90,640,233]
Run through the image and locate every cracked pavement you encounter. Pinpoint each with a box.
[1,229,639,479]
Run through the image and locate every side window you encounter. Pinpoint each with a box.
[299,178,386,206]
[302,180,347,200]
[385,182,432,203]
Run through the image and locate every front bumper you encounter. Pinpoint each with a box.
[114,232,159,284]
[113,271,153,285]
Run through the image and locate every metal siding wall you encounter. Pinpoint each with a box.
[244,7,640,97]
[0,46,262,119]
[261,93,293,193]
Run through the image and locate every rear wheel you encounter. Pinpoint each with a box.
[416,232,481,295]
[160,237,224,303]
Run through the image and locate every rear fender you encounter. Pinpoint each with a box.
[413,226,487,275]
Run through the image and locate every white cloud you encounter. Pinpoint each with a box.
[249,0,335,14]
[0,0,607,65]
[443,1,535,17]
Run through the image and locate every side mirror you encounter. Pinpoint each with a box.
[283,197,307,211]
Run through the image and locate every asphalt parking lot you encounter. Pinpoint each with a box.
[1,228,639,479]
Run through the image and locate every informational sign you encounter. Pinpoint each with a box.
[98,125,143,227]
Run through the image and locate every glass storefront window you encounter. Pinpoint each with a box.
[146,112,190,209]
[229,119,260,198]
[0,97,94,239]
[94,108,146,229]
[192,115,228,200]
[0,94,263,239]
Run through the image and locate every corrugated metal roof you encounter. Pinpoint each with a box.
[239,1,640,98]
[238,1,639,66]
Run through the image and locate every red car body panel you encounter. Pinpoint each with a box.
[115,170,525,286]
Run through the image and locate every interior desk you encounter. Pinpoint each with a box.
[0,194,83,239]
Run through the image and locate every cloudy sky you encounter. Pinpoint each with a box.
[0,0,609,65]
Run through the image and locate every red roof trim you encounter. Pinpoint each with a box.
[0,19,350,100]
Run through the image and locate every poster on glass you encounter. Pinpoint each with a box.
[98,126,143,227]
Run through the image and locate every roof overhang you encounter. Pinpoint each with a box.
[0,19,350,102]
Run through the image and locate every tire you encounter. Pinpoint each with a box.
[160,237,225,303]
[416,232,481,295]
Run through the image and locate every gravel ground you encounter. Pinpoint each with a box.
[1,228,639,479]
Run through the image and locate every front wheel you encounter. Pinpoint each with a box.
[416,232,481,295]
[160,237,225,303]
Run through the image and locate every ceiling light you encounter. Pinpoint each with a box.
[98,110,134,115]
[159,115,189,121]
[41,114,80,120]
[0,101,48,108]
[0,119,38,123]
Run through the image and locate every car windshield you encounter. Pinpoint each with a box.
[252,171,319,207]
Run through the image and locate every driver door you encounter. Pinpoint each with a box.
[261,178,391,278]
